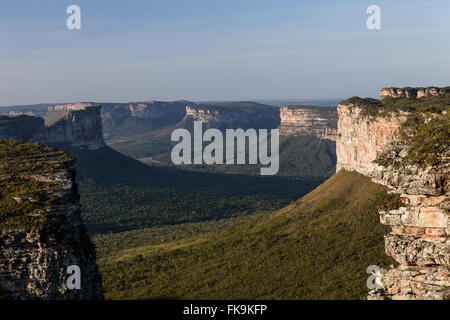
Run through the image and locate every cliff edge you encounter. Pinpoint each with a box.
[278,105,337,141]
[0,140,103,299]
[0,105,105,150]
[336,87,449,300]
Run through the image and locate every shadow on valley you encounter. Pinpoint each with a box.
[61,145,324,234]
[94,171,395,300]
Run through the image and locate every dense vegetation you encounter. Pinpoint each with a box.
[95,171,395,300]
[341,93,450,118]
[402,112,450,167]
[108,131,336,178]
[376,112,450,168]
[60,145,322,234]
[0,140,71,229]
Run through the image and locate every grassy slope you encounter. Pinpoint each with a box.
[95,170,395,300]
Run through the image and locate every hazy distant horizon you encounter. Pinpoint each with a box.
[0,97,344,109]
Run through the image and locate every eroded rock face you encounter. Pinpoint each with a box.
[184,105,280,129]
[278,106,337,141]
[44,106,105,150]
[369,266,449,300]
[368,143,449,300]
[337,91,449,299]
[100,101,188,130]
[380,87,450,99]
[335,104,408,175]
[0,141,103,300]
[0,105,105,150]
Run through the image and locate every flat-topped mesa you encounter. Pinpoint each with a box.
[0,104,106,150]
[127,101,187,119]
[44,105,105,150]
[183,103,280,129]
[185,105,227,122]
[100,101,189,132]
[380,86,450,99]
[47,103,94,112]
[335,104,408,175]
[0,140,103,300]
[278,105,338,141]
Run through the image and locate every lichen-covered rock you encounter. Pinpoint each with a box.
[336,89,450,300]
[384,234,449,267]
[364,110,449,300]
[0,140,103,300]
[368,266,450,300]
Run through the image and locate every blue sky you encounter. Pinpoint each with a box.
[1,0,450,105]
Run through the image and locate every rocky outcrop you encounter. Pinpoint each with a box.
[0,140,103,299]
[369,144,449,300]
[336,104,408,175]
[336,88,449,300]
[0,105,105,150]
[380,86,450,99]
[44,106,105,150]
[278,106,337,141]
[126,101,188,119]
[44,103,95,125]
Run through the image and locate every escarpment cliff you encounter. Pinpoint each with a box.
[336,104,408,175]
[0,105,105,150]
[44,105,105,150]
[101,101,188,132]
[0,140,103,299]
[278,106,337,141]
[183,103,280,129]
[380,86,450,99]
[336,87,449,300]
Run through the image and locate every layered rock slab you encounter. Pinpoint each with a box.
[0,140,103,300]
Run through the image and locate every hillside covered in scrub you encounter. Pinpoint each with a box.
[95,171,395,299]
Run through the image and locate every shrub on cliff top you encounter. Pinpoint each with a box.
[0,140,71,230]
[376,112,450,168]
[403,112,450,167]
[340,93,450,119]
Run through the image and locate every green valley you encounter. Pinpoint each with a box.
[94,171,396,300]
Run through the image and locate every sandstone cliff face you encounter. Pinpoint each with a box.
[44,103,94,125]
[380,86,450,99]
[336,104,408,175]
[101,101,188,132]
[0,141,103,299]
[44,106,105,150]
[278,106,337,141]
[127,101,187,119]
[369,144,449,299]
[184,104,280,129]
[336,91,449,300]
[0,105,105,150]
